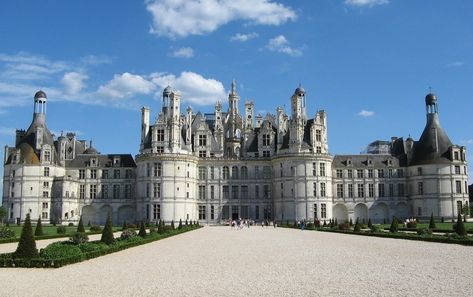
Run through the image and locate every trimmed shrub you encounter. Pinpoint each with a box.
[185,219,188,226]
[87,221,91,227]
[78,242,108,253]
[349,218,353,227]
[158,220,165,235]
[406,221,417,229]
[455,212,467,236]
[77,216,85,233]
[0,225,15,239]
[13,213,38,259]
[323,220,327,227]
[101,213,115,245]
[178,219,183,230]
[40,242,82,260]
[334,218,338,226]
[70,232,89,245]
[370,225,380,233]
[57,226,67,234]
[417,228,433,236]
[383,218,387,225]
[441,217,445,223]
[354,218,361,232]
[34,217,44,236]
[429,213,436,229]
[171,220,175,230]
[367,218,372,228]
[138,221,147,238]
[120,229,137,240]
[389,217,399,233]
[90,225,102,232]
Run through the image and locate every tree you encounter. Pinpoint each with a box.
[185,219,188,226]
[389,217,398,233]
[13,214,38,258]
[455,212,467,236]
[367,218,372,228]
[349,218,353,227]
[178,219,183,230]
[138,221,147,238]
[101,213,115,245]
[171,220,175,230]
[429,213,436,229]
[158,220,165,234]
[354,218,361,232]
[77,215,85,233]
[0,206,6,225]
[334,218,338,226]
[34,217,43,236]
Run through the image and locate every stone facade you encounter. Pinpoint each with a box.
[2,84,469,225]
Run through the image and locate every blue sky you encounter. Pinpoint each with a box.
[1,0,472,186]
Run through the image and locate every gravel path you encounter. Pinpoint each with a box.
[0,226,471,297]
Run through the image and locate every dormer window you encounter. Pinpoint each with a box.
[454,151,459,160]
[113,156,120,166]
[44,150,51,162]
[262,134,270,146]
[347,159,352,166]
[198,135,207,146]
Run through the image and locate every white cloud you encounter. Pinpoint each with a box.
[170,47,194,58]
[146,0,296,38]
[344,0,389,7]
[150,71,226,106]
[0,52,69,80]
[358,109,375,117]
[80,55,112,66]
[447,61,464,67]
[266,35,302,56]
[62,72,89,95]
[230,32,259,42]
[97,73,156,99]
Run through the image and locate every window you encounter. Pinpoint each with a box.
[90,185,97,199]
[114,169,120,179]
[348,184,353,198]
[198,135,207,146]
[347,169,353,179]
[199,151,206,158]
[44,151,51,162]
[369,184,374,197]
[43,181,49,188]
[42,212,48,219]
[316,129,321,141]
[90,169,97,179]
[255,185,260,199]
[198,167,207,180]
[263,185,270,198]
[157,146,164,154]
[210,186,215,200]
[232,166,239,179]
[417,167,422,176]
[417,207,422,216]
[379,184,385,197]
[153,163,162,177]
[210,166,215,179]
[454,151,459,160]
[262,150,270,158]
[80,185,85,199]
[368,169,373,178]
[146,183,150,197]
[336,169,343,178]
[125,169,132,179]
[313,182,317,197]
[357,184,364,198]
[42,202,48,209]
[417,182,423,195]
[79,169,85,179]
[397,169,404,178]
[378,169,384,178]
[241,166,248,179]
[389,184,394,196]
[199,185,206,200]
[222,166,229,179]
[337,184,343,198]
[466,181,468,194]
[44,167,49,177]
[241,186,248,199]
[232,186,238,199]
[316,146,322,154]
[321,203,327,219]
[263,166,272,179]
[319,163,325,177]
[262,134,270,146]
[388,169,393,178]
[157,130,165,142]
[125,184,131,199]
[357,169,364,179]
[199,205,206,220]
[102,185,108,199]
[456,180,462,194]
[312,163,317,176]
[255,206,259,220]
[313,204,318,219]
[320,183,326,197]
[113,185,120,199]
[211,205,215,220]
[102,170,109,179]
[455,166,461,174]
[398,184,404,196]
[43,191,49,198]
[457,201,463,214]
[153,204,160,220]
[153,183,161,198]
[146,163,151,177]
[223,186,229,199]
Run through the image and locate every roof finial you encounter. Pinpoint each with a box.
[231,79,236,95]
[428,86,432,93]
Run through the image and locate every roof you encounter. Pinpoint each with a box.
[65,154,136,168]
[333,154,401,168]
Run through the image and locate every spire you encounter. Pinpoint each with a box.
[231,79,237,95]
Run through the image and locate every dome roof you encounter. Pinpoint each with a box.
[425,93,437,105]
[83,147,99,154]
[163,86,173,95]
[34,90,47,100]
[295,86,305,95]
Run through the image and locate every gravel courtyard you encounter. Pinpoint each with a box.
[0,226,471,297]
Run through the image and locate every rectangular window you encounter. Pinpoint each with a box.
[455,166,461,174]
[42,202,48,209]
[347,169,353,179]
[210,186,215,199]
[156,146,164,154]
[379,184,385,197]
[153,183,161,198]
[153,204,160,220]
[198,167,207,180]
[312,162,317,176]
[79,169,85,179]
[313,203,318,219]
[210,166,215,179]
[199,205,206,220]
[199,150,206,158]
[102,184,108,199]
[262,150,270,158]
[125,184,131,199]
[456,180,462,194]
[42,212,48,219]
[320,183,326,197]
[316,129,321,142]
[454,151,459,160]
[80,185,85,199]
[113,185,120,199]
[368,184,374,198]
[222,167,229,179]
[102,169,109,179]
[397,169,404,178]
[255,166,260,179]
[378,169,384,178]
[321,203,327,219]
[146,183,150,197]
[316,146,322,154]
[336,169,343,178]
[263,166,272,179]
[241,186,248,199]
[42,191,49,198]
[263,185,270,199]
[146,163,151,177]
[44,167,50,177]
[320,163,326,177]
[125,169,132,179]
[44,151,51,162]
[417,182,423,195]
[43,181,49,188]
[357,184,364,198]
[90,169,97,179]
[397,183,404,196]
[232,186,238,199]
[90,184,97,199]
[198,134,207,146]
[368,169,373,178]
[211,205,215,220]
[262,134,270,146]
[388,169,393,178]
[255,185,260,199]
[357,169,363,179]
[337,184,343,198]
[153,163,162,177]
[241,166,248,179]
[255,205,260,220]
[157,130,165,142]
[199,185,206,200]
[313,182,317,197]
[114,169,120,179]
[348,184,353,198]
[417,167,422,176]
[223,186,229,199]
[389,184,394,196]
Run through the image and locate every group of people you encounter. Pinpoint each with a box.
[229,219,278,229]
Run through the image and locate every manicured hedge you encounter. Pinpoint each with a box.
[0,225,201,268]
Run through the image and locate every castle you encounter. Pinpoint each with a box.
[2,82,469,225]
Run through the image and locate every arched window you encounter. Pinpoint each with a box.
[232,166,239,179]
[222,166,229,180]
